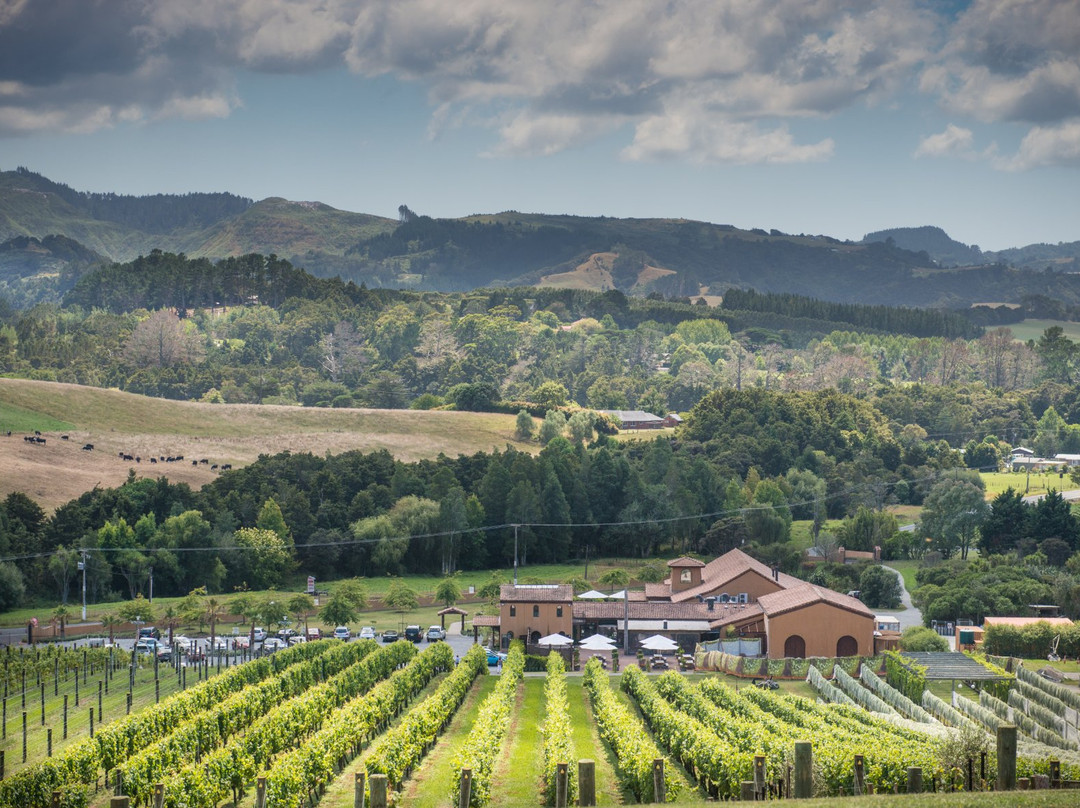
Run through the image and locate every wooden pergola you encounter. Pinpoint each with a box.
[437,606,469,631]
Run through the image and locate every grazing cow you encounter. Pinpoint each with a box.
[221,463,232,470]
[200,458,209,464]
[122,453,133,461]
[176,455,184,461]
[119,451,125,458]
[151,457,158,464]
[159,456,165,462]
[61,435,69,440]
[82,443,94,451]
[35,437,46,444]
[211,464,218,470]
[192,460,198,466]
[34,430,41,436]
[135,457,141,463]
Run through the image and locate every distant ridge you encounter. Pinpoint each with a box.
[861,225,983,266]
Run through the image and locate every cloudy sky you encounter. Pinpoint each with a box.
[1,0,1078,251]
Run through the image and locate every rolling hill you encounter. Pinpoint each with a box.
[0,378,532,510]
[4,166,1080,310]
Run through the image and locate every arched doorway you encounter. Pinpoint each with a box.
[783,635,806,658]
[836,635,858,657]
[530,630,541,645]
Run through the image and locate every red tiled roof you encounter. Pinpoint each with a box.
[983,617,1073,628]
[471,615,501,627]
[499,584,573,603]
[670,548,802,602]
[708,603,764,629]
[757,585,873,619]
[574,601,711,620]
[644,582,670,599]
[667,556,705,568]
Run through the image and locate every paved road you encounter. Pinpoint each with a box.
[875,565,923,631]
[1022,488,1080,504]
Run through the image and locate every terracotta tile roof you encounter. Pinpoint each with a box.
[499,584,573,603]
[644,582,670,599]
[574,601,712,621]
[757,584,873,619]
[669,548,801,602]
[471,615,501,627]
[667,556,705,568]
[982,616,1073,628]
[708,603,764,629]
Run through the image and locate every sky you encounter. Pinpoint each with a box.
[1,0,1079,252]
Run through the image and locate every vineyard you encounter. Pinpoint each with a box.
[1,642,1078,808]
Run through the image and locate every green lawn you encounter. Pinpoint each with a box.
[489,677,545,807]
[0,400,74,433]
[1007,318,1080,343]
[567,677,625,805]
[980,471,1075,498]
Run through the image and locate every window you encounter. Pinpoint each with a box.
[532,605,540,618]
[509,605,516,617]
[680,570,692,583]
[556,606,563,617]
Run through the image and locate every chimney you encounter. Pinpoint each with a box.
[705,596,716,611]
[771,564,779,581]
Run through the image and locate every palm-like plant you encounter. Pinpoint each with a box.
[204,596,228,650]
[100,613,122,644]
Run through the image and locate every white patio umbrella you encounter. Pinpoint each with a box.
[607,590,627,600]
[577,590,609,600]
[639,634,679,652]
[578,634,618,650]
[537,633,574,647]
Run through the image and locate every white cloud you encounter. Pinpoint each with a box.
[623,115,834,164]
[1000,119,1080,170]
[915,124,975,158]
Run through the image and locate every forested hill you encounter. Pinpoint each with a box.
[5,167,1080,310]
[862,224,1080,273]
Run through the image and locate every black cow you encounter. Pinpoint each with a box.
[82,443,94,451]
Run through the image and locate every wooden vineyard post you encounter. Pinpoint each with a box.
[854,754,865,795]
[997,725,1017,792]
[754,755,765,799]
[739,781,755,800]
[47,728,51,757]
[21,712,26,762]
[109,798,130,808]
[966,758,974,791]
[89,707,94,738]
[457,769,472,808]
[63,694,68,739]
[652,759,665,803]
[40,683,45,725]
[794,742,812,798]
[255,777,266,808]
[153,784,164,808]
[1049,760,1060,789]
[556,763,568,808]
[51,791,60,808]
[578,759,596,806]
[98,680,103,723]
[354,772,366,808]
[371,773,389,808]
[907,767,922,794]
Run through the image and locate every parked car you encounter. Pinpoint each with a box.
[306,627,321,641]
[381,629,399,643]
[287,634,306,645]
[138,626,161,641]
[252,627,267,643]
[404,625,422,643]
[277,628,297,642]
[233,635,250,650]
[333,626,351,641]
[261,637,286,653]
[155,644,173,662]
[359,626,376,640]
[425,626,445,642]
[483,647,507,666]
[186,646,206,662]
[134,639,157,655]
[208,637,229,652]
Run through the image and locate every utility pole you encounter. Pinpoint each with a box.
[148,567,154,603]
[79,551,87,622]
[512,524,520,586]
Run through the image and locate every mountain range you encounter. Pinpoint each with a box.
[2,166,1079,311]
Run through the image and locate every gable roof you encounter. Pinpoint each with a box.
[667,556,705,568]
[757,584,873,619]
[500,584,573,603]
[593,410,664,423]
[669,548,802,602]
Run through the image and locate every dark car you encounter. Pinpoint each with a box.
[404,625,422,643]
[381,629,399,643]
[138,626,161,641]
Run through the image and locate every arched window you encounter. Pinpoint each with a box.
[783,635,806,658]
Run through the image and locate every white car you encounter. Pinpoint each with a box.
[426,626,446,641]
[358,626,376,640]
[261,637,286,653]
[252,627,267,643]
[287,634,306,645]
[333,626,351,641]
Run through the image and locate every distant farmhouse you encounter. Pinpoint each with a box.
[488,548,874,658]
[593,410,683,430]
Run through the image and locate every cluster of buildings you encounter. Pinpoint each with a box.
[1008,446,1080,473]
[480,548,877,659]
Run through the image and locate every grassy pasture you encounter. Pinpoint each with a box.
[980,470,1076,498]
[0,378,533,510]
[1006,318,1080,343]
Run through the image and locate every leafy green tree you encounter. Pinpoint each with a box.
[478,571,505,607]
[287,593,315,633]
[538,409,566,445]
[598,569,629,591]
[858,565,902,609]
[320,593,359,628]
[256,498,292,544]
[743,479,792,544]
[384,579,420,624]
[231,528,293,589]
[259,599,289,633]
[336,579,369,610]
[900,625,948,652]
[979,488,1028,556]
[919,478,989,559]
[50,604,71,639]
[1029,489,1080,550]
[435,576,462,608]
[47,545,79,604]
[837,507,898,552]
[532,381,568,409]
[118,595,155,637]
[515,409,535,441]
[1035,326,1076,383]
[566,410,595,444]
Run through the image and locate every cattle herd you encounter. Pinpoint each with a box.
[6,431,232,471]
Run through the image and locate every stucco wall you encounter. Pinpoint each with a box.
[699,569,784,603]
[764,602,874,659]
[500,601,572,642]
